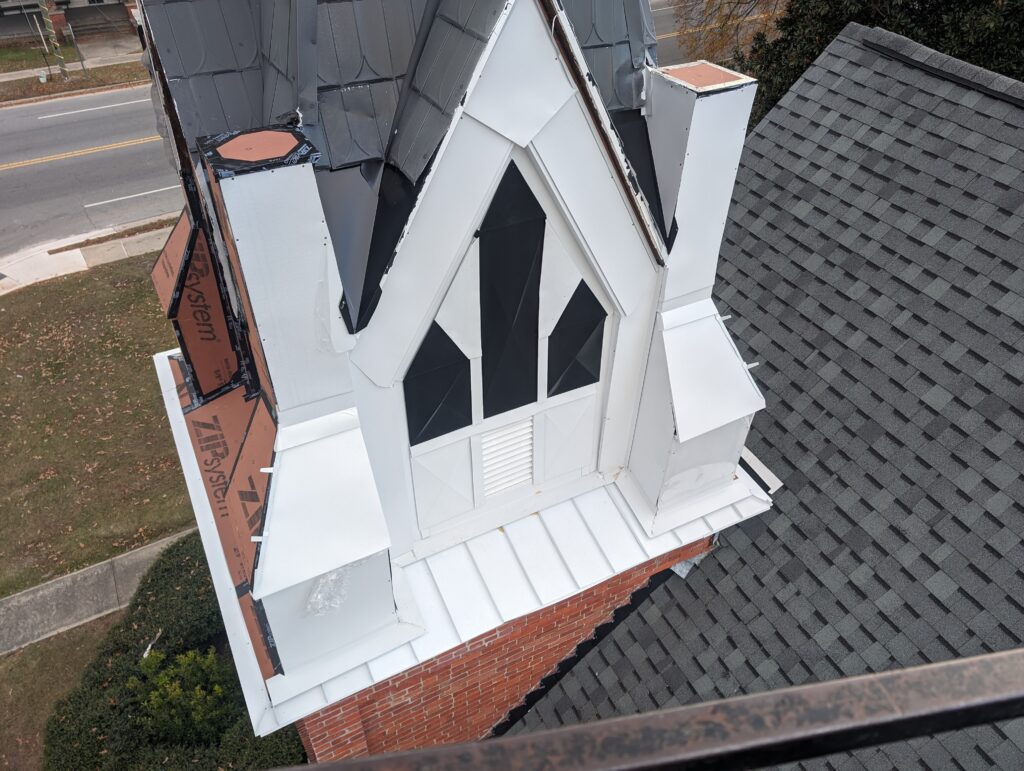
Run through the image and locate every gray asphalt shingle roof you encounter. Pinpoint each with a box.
[509,23,1024,768]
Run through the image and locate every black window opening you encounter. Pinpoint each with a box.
[404,321,472,445]
[479,163,545,419]
[548,280,607,397]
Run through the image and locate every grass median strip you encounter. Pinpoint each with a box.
[0,60,148,104]
[0,254,192,598]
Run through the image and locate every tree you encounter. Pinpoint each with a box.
[733,0,1024,126]
[674,0,786,65]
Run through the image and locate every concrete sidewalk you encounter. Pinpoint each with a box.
[0,214,175,296]
[0,51,141,83]
[0,529,194,656]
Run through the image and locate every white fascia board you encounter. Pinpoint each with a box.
[661,301,765,443]
[219,163,354,416]
[153,350,278,735]
[463,0,575,147]
[252,408,390,600]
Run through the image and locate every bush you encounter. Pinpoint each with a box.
[43,532,305,770]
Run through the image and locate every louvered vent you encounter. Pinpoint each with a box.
[481,418,534,497]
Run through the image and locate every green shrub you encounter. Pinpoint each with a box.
[43,532,305,770]
[128,648,241,745]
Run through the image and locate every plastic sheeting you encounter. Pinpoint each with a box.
[404,321,472,445]
[480,163,545,418]
[547,280,606,397]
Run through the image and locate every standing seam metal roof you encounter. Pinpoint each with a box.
[510,23,1024,769]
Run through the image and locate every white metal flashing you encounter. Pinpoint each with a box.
[661,300,765,443]
[253,408,390,600]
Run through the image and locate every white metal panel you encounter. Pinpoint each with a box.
[255,414,390,599]
[367,643,419,682]
[434,239,481,359]
[351,114,513,387]
[539,395,596,481]
[646,71,696,228]
[403,560,461,661]
[426,544,502,641]
[219,164,352,417]
[574,488,647,571]
[411,438,476,531]
[466,529,540,621]
[322,665,373,704]
[262,557,398,672]
[664,417,748,507]
[540,501,612,588]
[662,312,765,443]
[463,0,575,147]
[609,485,682,558]
[349,362,420,557]
[665,82,757,306]
[504,514,578,604]
[626,329,674,509]
[704,505,742,531]
[538,227,583,337]
[671,517,714,547]
[531,95,656,315]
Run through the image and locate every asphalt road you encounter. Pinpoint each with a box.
[0,85,181,258]
[652,0,698,66]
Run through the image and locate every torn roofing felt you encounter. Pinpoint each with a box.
[142,0,662,334]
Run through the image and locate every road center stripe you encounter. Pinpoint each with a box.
[0,135,161,173]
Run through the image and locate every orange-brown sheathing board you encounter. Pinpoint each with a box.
[223,395,276,586]
[170,354,193,410]
[174,229,237,396]
[185,384,255,530]
[150,209,191,315]
[205,169,276,406]
[238,593,280,680]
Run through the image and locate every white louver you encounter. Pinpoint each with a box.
[481,418,534,497]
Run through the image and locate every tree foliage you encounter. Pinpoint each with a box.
[735,0,1024,126]
[43,533,304,770]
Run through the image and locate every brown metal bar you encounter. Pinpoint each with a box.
[302,649,1024,770]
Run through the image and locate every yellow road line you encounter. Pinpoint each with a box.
[0,134,161,173]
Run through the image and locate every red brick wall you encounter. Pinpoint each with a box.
[298,536,712,762]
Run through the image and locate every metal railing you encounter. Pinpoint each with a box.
[295,649,1024,770]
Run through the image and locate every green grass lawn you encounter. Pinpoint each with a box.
[0,43,81,74]
[0,612,123,771]
[0,60,148,103]
[0,255,191,598]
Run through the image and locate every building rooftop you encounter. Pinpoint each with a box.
[510,22,1024,767]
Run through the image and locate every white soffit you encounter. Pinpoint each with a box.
[464,0,575,147]
[253,410,390,600]
[219,164,351,414]
[434,239,481,359]
[661,300,765,443]
[538,227,583,337]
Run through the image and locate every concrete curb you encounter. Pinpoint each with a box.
[0,528,195,656]
[0,214,175,296]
